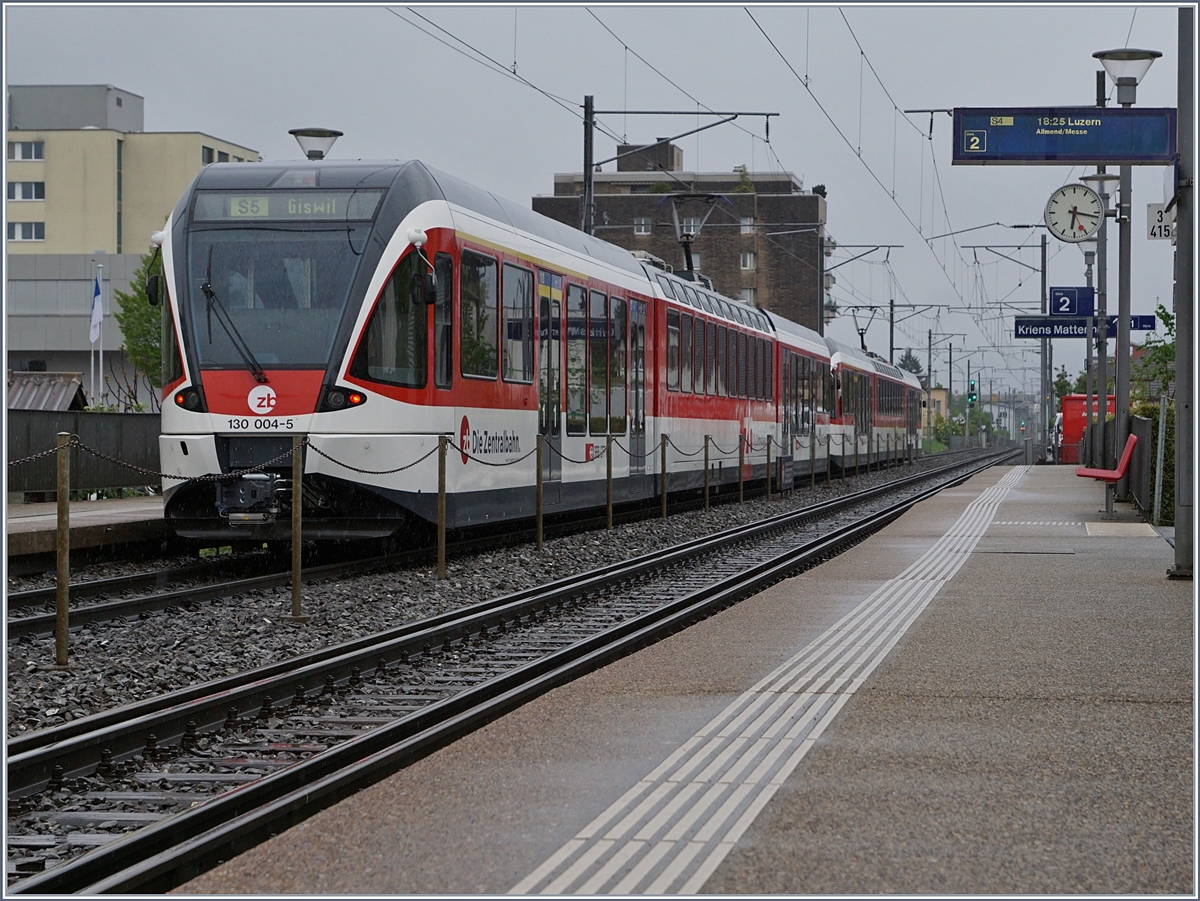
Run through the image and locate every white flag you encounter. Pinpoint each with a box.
[90,276,103,343]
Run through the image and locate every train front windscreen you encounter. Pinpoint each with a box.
[184,189,383,370]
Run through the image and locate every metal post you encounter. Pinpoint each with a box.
[55,432,70,667]
[1115,157,1132,498]
[1084,249,1095,466]
[582,95,595,236]
[1172,5,1194,578]
[1154,395,1168,526]
[810,429,816,488]
[1094,72,1112,469]
[965,358,971,442]
[854,430,859,476]
[661,434,668,519]
[290,434,305,619]
[536,434,544,551]
[437,435,447,580]
[765,435,772,501]
[703,435,710,511]
[738,435,744,503]
[826,434,831,485]
[1040,234,1048,458]
[606,434,613,530]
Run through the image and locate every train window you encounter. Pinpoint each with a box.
[764,339,773,401]
[666,308,681,392]
[738,332,748,398]
[589,290,608,434]
[727,329,738,398]
[716,325,727,396]
[705,321,717,395]
[351,253,427,389]
[610,297,627,434]
[657,275,677,300]
[680,313,693,394]
[434,253,453,389]
[566,284,588,434]
[162,297,183,388]
[460,251,498,379]
[681,284,700,309]
[693,319,705,394]
[502,264,534,383]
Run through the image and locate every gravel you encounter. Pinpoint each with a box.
[6,459,970,738]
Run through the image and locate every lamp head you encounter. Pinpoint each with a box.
[1093,48,1161,103]
[288,127,343,160]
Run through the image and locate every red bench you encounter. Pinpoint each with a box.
[1076,433,1137,517]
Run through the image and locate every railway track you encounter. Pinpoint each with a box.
[7,448,979,639]
[7,448,1019,893]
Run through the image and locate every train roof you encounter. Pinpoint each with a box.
[762,311,829,358]
[827,339,923,388]
[190,159,648,279]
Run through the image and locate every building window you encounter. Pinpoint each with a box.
[682,216,699,236]
[7,222,45,241]
[739,287,757,305]
[202,146,215,164]
[690,253,701,271]
[7,181,44,200]
[740,217,755,234]
[740,252,757,270]
[233,156,243,163]
[115,96,123,107]
[218,150,230,163]
[633,217,651,236]
[7,141,44,160]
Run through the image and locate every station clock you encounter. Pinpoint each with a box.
[1044,183,1105,243]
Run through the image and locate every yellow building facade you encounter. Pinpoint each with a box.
[7,128,258,255]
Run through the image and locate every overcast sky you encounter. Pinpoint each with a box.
[5,3,1184,397]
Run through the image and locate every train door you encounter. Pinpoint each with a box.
[629,299,647,487]
[538,271,562,504]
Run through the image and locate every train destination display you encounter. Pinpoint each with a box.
[953,107,1176,164]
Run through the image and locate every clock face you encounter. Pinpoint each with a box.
[1044,183,1105,243]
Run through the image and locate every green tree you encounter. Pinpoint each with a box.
[733,165,755,194]
[896,348,923,377]
[1134,303,1175,399]
[1053,365,1074,403]
[112,247,162,411]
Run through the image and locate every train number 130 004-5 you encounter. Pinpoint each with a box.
[227,418,295,430]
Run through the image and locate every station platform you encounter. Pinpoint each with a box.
[6,495,167,558]
[178,464,1193,895]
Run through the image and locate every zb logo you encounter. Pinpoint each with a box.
[459,415,470,464]
[247,385,277,415]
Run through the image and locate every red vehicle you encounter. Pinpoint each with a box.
[1058,393,1114,463]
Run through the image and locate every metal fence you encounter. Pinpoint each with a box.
[8,411,161,493]
[1128,415,1154,515]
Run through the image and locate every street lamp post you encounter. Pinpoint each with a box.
[1094,47,1161,497]
[1082,170,1118,468]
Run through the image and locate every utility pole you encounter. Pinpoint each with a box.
[926,329,933,452]
[1171,5,1193,579]
[889,297,895,364]
[582,95,595,236]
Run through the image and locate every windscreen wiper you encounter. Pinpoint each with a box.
[201,246,269,384]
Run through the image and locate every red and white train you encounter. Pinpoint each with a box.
[153,159,922,541]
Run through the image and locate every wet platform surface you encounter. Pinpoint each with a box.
[177,464,1192,895]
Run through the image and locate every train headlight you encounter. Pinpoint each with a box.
[320,387,366,412]
[174,387,204,411]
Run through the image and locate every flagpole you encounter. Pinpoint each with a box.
[90,260,96,406]
[98,263,104,406]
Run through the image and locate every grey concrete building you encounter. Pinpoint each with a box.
[532,142,827,332]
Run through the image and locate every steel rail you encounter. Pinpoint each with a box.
[7,447,1013,789]
[9,449,1016,894]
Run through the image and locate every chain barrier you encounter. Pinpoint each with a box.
[544,441,606,466]
[448,440,538,468]
[305,440,438,476]
[6,441,76,468]
[665,436,706,458]
[707,437,741,456]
